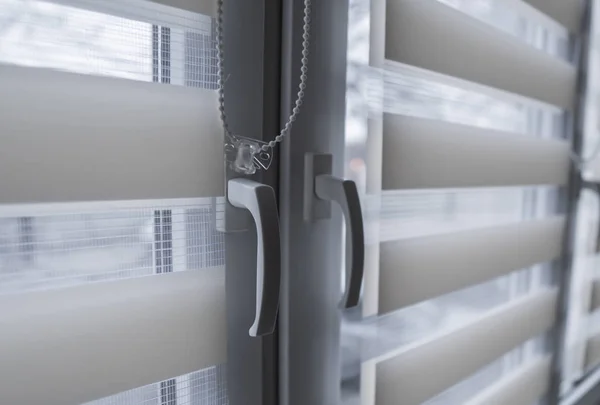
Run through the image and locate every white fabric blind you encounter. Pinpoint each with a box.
[385,0,577,109]
[586,334,600,370]
[463,355,552,405]
[359,1,573,404]
[522,0,584,32]
[379,217,565,314]
[0,64,224,204]
[150,0,216,15]
[588,277,600,372]
[382,115,571,190]
[0,0,227,403]
[374,290,557,405]
[590,280,600,311]
[48,0,217,21]
[0,268,226,405]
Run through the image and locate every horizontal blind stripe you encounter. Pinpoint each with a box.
[383,60,567,114]
[47,0,216,18]
[500,0,573,33]
[382,115,570,190]
[586,335,600,370]
[590,280,600,312]
[463,355,552,405]
[0,65,224,203]
[375,289,558,405]
[149,0,216,15]
[385,0,577,108]
[379,217,565,313]
[522,0,583,32]
[0,267,226,405]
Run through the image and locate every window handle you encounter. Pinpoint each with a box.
[315,174,365,309]
[228,178,281,337]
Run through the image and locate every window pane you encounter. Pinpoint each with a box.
[84,366,228,405]
[0,198,224,294]
[343,0,567,404]
[0,0,215,87]
[0,1,229,403]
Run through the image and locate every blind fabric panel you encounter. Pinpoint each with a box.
[0,64,224,204]
[375,289,558,405]
[586,335,600,370]
[522,0,583,31]
[379,217,565,314]
[47,0,216,15]
[40,0,216,34]
[385,0,576,109]
[0,268,226,405]
[590,280,600,311]
[362,0,572,404]
[382,115,571,190]
[463,356,552,405]
[149,0,216,15]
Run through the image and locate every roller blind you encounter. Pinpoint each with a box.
[385,0,576,109]
[0,269,226,405]
[382,115,571,190]
[522,0,584,32]
[0,64,224,203]
[374,290,557,405]
[0,0,227,403]
[379,217,565,313]
[586,334,600,370]
[584,277,600,371]
[357,0,580,404]
[463,355,552,405]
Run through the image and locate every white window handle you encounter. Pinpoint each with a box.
[228,178,281,337]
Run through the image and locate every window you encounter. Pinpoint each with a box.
[0,0,233,404]
[5,0,600,405]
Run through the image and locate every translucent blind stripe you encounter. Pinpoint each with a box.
[0,64,224,203]
[463,355,552,405]
[385,0,577,109]
[375,289,558,405]
[379,217,565,313]
[522,0,583,32]
[586,335,600,370]
[382,115,571,190]
[0,267,226,405]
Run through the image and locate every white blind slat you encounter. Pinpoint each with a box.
[385,0,576,108]
[39,0,215,34]
[590,280,600,312]
[47,0,216,19]
[379,217,565,313]
[0,268,226,405]
[522,0,583,32]
[464,356,552,405]
[586,335,600,370]
[375,290,558,405]
[382,115,570,190]
[0,65,224,204]
[149,0,216,15]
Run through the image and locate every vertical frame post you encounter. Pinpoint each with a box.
[223,0,282,404]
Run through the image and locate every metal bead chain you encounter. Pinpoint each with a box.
[216,0,311,152]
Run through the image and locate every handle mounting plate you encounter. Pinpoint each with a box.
[304,153,333,222]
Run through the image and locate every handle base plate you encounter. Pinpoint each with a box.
[304,153,333,222]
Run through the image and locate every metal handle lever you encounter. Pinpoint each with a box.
[228,178,281,337]
[315,175,365,309]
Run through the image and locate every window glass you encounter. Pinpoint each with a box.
[342,1,567,404]
[0,1,227,404]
